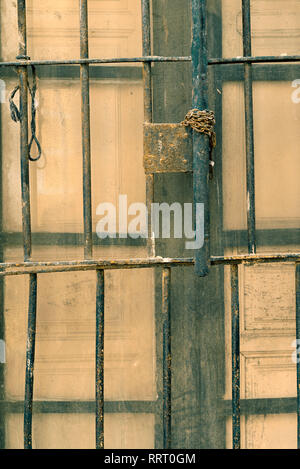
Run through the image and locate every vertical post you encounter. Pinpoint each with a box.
[24,274,37,449]
[231,263,240,449]
[80,0,93,259]
[141,0,154,256]
[96,269,105,449]
[162,267,171,449]
[296,264,300,449]
[192,0,210,276]
[17,0,38,450]
[242,0,256,254]
[17,0,31,261]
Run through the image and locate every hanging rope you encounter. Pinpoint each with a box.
[9,65,42,162]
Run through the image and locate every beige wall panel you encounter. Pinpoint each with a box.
[2,79,144,234]
[4,247,155,402]
[222,0,300,58]
[6,413,154,449]
[226,414,297,449]
[1,0,142,61]
[223,81,300,231]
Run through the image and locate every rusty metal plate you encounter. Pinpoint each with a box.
[143,123,193,173]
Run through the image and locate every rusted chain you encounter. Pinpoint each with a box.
[181,108,216,178]
[9,65,41,161]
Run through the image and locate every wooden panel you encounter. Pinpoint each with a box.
[1,0,142,61]
[6,413,155,449]
[222,81,300,232]
[4,247,155,402]
[222,0,300,58]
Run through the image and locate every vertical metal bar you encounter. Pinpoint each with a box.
[141,0,152,123]
[96,269,104,449]
[17,0,38,450]
[242,0,256,254]
[296,264,300,449]
[80,0,93,259]
[192,0,210,277]
[141,0,154,255]
[17,0,31,261]
[24,273,37,449]
[231,264,240,449]
[162,267,171,449]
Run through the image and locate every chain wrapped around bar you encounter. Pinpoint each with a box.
[9,65,41,162]
[181,108,216,177]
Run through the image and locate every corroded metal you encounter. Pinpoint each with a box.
[231,264,240,449]
[192,0,210,277]
[96,270,104,449]
[80,0,93,259]
[162,267,171,449]
[24,273,37,449]
[142,0,155,257]
[0,253,299,277]
[296,264,300,449]
[144,124,192,174]
[0,56,192,67]
[242,0,256,255]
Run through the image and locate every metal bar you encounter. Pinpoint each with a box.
[141,0,155,256]
[0,56,192,67]
[192,0,210,276]
[17,0,31,261]
[231,264,240,449]
[242,0,256,254]
[96,270,104,449]
[296,264,300,449]
[1,55,300,68]
[162,267,171,449]
[80,0,92,259]
[0,252,299,276]
[142,0,152,122]
[208,55,300,65]
[17,0,38,451]
[24,273,37,449]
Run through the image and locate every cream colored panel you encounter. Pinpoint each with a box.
[6,413,155,449]
[1,0,142,61]
[4,247,155,401]
[222,0,300,58]
[242,264,295,332]
[242,352,296,399]
[226,414,297,449]
[225,261,297,448]
[222,81,300,231]
[2,78,144,234]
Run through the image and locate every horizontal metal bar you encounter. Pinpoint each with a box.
[0,258,194,276]
[1,55,299,69]
[0,56,192,67]
[0,253,299,275]
[211,253,300,265]
[209,55,300,65]
[0,400,156,413]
